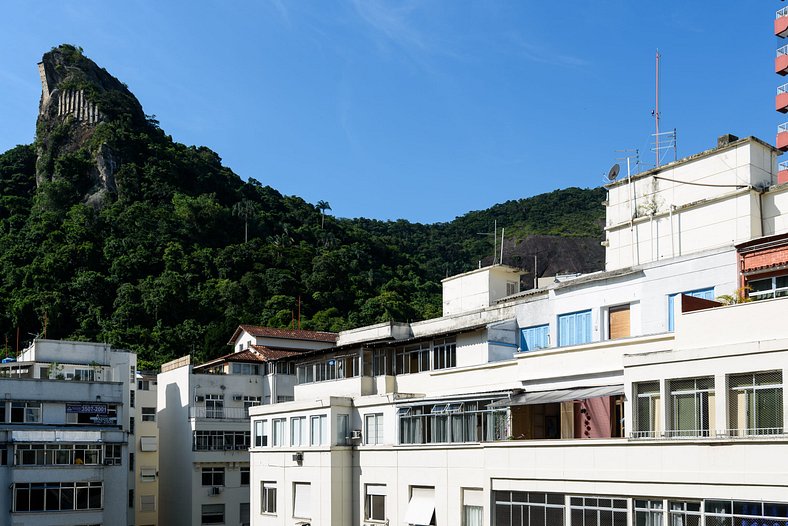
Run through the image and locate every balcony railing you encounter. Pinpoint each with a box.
[780,46,788,58]
[778,83,788,95]
[780,160,788,172]
[778,6,788,19]
[189,407,250,420]
[779,123,788,134]
[630,428,787,440]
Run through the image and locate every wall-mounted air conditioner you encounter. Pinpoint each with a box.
[292,452,304,462]
[350,429,362,440]
[232,395,243,401]
[211,486,222,495]
[194,395,205,402]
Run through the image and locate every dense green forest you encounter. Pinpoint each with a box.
[0,45,605,368]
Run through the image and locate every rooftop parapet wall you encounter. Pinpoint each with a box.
[19,339,120,365]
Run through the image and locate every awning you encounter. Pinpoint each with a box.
[404,487,435,525]
[490,385,624,408]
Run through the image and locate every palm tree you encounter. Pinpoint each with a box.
[232,199,256,242]
[316,200,332,229]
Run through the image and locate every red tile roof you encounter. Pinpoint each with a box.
[194,345,308,370]
[227,325,338,345]
[250,345,303,361]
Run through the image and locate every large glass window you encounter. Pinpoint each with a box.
[433,338,457,370]
[399,399,509,444]
[365,413,384,445]
[310,415,327,446]
[494,491,565,526]
[365,485,386,521]
[704,500,788,526]
[201,503,224,524]
[520,325,550,352]
[141,407,156,422]
[205,394,224,419]
[634,382,661,438]
[558,310,592,347]
[669,501,701,526]
[15,443,103,466]
[337,414,349,446]
[272,418,285,446]
[254,419,268,447]
[13,482,102,512]
[728,371,784,435]
[192,430,250,450]
[635,499,664,526]
[668,377,714,437]
[201,467,225,486]
[290,417,307,446]
[747,275,788,301]
[569,496,628,526]
[395,343,431,375]
[11,402,41,423]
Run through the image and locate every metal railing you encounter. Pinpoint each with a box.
[778,6,788,19]
[778,83,788,95]
[189,407,250,420]
[779,45,788,57]
[779,123,788,134]
[780,160,788,171]
[630,428,787,440]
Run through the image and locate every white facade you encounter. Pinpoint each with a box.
[0,339,136,526]
[249,136,788,526]
[157,328,338,526]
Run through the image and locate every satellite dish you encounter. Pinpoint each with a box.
[607,163,621,181]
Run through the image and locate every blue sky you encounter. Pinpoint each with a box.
[0,1,779,223]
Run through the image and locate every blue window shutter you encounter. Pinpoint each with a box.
[558,311,591,346]
[667,294,677,332]
[520,325,549,351]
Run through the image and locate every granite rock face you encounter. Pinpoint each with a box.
[35,44,146,207]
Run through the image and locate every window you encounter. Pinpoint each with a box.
[193,430,250,450]
[634,499,664,526]
[231,363,261,375]
[747,275,788,301]
[337,414,349,445]
[261,481,277,514]
[104,444,122,465]
[241,467,249,485]
[728,371,784,435]
[140,494,156,512]
[272,418,285,446]
[372,349,393,376]
[201,467,225,486]
[668,377,714,437]
[669,501,701,526]
[462,488,484,526]
[365,484,386,521]
[13,481,103,512]
[558,310,592,346]
[405,486,436,526]
[293,482,312,519]
[506,280,519,296]
[205,394,224,419]
[634,381,662,438]
[704,500,788,526]
[141,407,156,422]
[365,413,383,445]
[240,502,250,526]
[140,436,158,452]
[130,416,135,434]
[494,491,564,526]
[201,503,225,524]
[254,419,268,447]
[15,443,103,466]
[399,399,509,444]
[129,389,135,408]
[395,342,431,375]
[310,415,328,446]
[11,401,41,423]
[608,304,630,339]
[569,496,628,526]
[277,395,294,403]
[520,325,549,351]
[129,452,134,471]
[667,288,714,331]
[433,337,457,370]
[291,416,307,446]
[73,368,94,381]
[140,467,157,482]
[242,395,261,415]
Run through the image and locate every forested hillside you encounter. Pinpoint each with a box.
[0,45,605,367]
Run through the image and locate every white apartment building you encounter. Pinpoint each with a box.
[156,327,336,526]
[0,339,137,526]
[248,135,788,526]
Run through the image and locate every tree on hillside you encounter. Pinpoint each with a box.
[317,200,331,229]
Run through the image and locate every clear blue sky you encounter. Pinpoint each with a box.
[0,1,779,223]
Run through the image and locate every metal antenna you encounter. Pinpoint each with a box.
[654,49,660,167]
[476,220,498,266]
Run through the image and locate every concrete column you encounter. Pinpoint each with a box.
[715,372,728,435]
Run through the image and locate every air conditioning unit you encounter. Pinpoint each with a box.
[211,486,222,495]
[232,395,243,401]
[350,429,362,440]
[194,395,205,402]
[103,459,114,466]
[292,452,304,462]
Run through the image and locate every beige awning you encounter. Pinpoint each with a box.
[490,385,624,408]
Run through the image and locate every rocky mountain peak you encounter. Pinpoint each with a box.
[35,44,146,207]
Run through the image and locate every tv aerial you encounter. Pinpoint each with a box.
[606,163,621,182]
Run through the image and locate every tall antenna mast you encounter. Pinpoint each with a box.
[655,49,661,167]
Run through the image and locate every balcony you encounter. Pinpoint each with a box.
[189,407,250,421]
[778,123,788,152]
[780,161,788,185]
[777,7,788,38]
[778,46,788,76]
[777,84,788,113]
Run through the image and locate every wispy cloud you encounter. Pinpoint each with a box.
[268,0,292,29]
[507,33,590,69]
[351,0,426,53]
